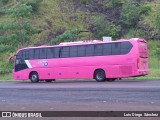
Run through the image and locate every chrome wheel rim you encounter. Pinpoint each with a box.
[97,72,104,80]
[32,74,37,81]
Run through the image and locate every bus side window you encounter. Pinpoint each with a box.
[28,49,34,60]
[46,48,54,58]
[34,49,40,59]
[95,44,102,56]
[70,46,77,57]
[39,48,47,59]
[103,43,111,55]
[61,47,70,58]
[86,45,94,56]
[78,45,85,57]
[21,50,25,60]
[25,49,29,60]
[55,47,60,58]
[121,42,133,54]
[112,43,121,55]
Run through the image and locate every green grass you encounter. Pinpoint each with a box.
[0,73,12,81]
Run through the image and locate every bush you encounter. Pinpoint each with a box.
[1,0,9,4]
[26,0,42,12]
[139,4,151,14]
[0,44,10,52]
[10,4,32,18]
[0,62,12,75]
[120,0,141,27]
[19,0,42,12]
[0,8,6,16]
[52,29,83,44]
[152,43,160,59]
[105,0,124,8]
[80,0,91,4]
[89,16,121,40]
[0,53,13,75]
[154,5,160,33]
[124,29,145,39]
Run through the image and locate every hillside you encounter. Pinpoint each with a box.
[28,0,160,42]
[0,0,160,79]
[1,0,160,44]
[26,0,160,41]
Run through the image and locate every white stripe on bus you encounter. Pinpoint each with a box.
[25,60,32,68]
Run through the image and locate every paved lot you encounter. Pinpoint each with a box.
[0,80,160,120]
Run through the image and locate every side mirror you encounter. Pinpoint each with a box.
[8,55,15,64]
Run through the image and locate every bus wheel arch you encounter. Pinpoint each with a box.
[94,69,106,82]
[29,71,39,83]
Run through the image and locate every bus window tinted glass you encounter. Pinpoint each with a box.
[70,46,77,57]
[34,49,40,59]
[103,44,111,55]
[61,47,69,58]
[25,50,29,60]
[22,50,25,60]
[95,44,102,56]
[39,48,46,59]
[55,47,60,58]
[78,46,85,57]
[17,51,22,59]
[86,45,94,56]
[28,49,34,59]
[121,42,132,49]
[47,48,54,58]
[121,42,133,54]
[112,43,121,55]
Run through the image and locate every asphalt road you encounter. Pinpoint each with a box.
[0,80,160,120]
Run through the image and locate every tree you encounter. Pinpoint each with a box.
[0,1,38,75]
[120,0,140,27]
[89,16,121,40]
[52,29,83,44]
[155,5,160,34]
[0,3,36,52]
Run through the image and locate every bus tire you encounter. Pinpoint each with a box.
[30,72,39,83]
[94,69,106,82]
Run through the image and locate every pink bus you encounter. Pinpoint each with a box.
[12,38,149,83]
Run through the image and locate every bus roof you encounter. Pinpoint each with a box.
[17,38,146,52]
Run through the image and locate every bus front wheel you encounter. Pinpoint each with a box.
[30,72,39,83]
[94,70,106,82]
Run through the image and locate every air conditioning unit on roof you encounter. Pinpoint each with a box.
[103,37,112,42]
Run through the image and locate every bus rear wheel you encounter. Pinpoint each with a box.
[30,72,39,83]
[94,70,106,82]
